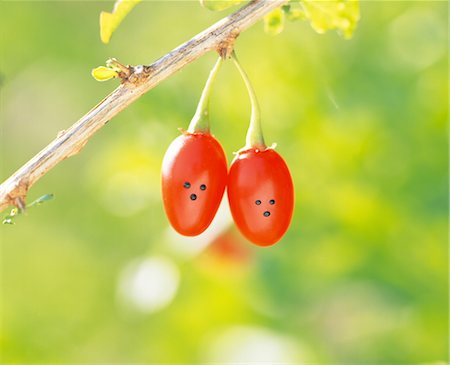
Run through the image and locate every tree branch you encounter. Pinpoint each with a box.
[0,0,286,213]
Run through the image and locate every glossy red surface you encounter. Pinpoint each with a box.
[161,132,227,236]
[227,148,294,246]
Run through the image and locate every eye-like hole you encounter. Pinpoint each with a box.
[200,184,207,191]
[263,211,271,217]
[184,182,191,189]
[190,194,197,201]
[255,200,261,205]
[269,199,275,205]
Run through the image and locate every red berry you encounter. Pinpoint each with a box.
[162,132,227,236]
[227,148,294,246]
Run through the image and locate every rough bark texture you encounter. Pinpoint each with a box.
[0,0,286,213]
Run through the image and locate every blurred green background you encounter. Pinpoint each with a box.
[0,1,448,363]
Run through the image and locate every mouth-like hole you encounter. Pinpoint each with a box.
[190,193,197,201]
[263,211,271,217]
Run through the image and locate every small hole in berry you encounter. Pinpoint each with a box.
[269,199,275,205]
[184,182,191,189]
[200,184,207,191]
[255,200,261,205]
[263,211,271,217]
[190,194,197,201]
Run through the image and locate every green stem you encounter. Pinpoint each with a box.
[188,56,223,133]
[231,51,266,150]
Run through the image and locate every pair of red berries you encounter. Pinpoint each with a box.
[161,52,294,247]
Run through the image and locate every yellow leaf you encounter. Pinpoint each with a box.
[91,66,119,82]
[301,0,360,39]
[286,8,307,22]
[264,8,285,36]
[100,0,141,44]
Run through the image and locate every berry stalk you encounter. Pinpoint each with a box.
[188,56,224,134]
[231,51,266,150]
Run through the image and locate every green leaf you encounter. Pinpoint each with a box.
[91,66,119,82]
[199,0,244,12]
[300,0,360,38]
[264,8,285,36]
[2,194,54,225]
[27,194,54,208]
[100,0,141,44]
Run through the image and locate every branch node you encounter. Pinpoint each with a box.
[143,65,154,74]
[6,179,29,210]
[217,28,240,59]
[127,64,154,85]
[15,196,26,213]
[106,58,132,80]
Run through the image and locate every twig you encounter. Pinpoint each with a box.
[0,0,286,213]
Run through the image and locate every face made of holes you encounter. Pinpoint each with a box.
[166,172,222,236]
[236,183,286,236]
[254,198,276,217]
[183,181,207,202]
[161,133,228,236]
